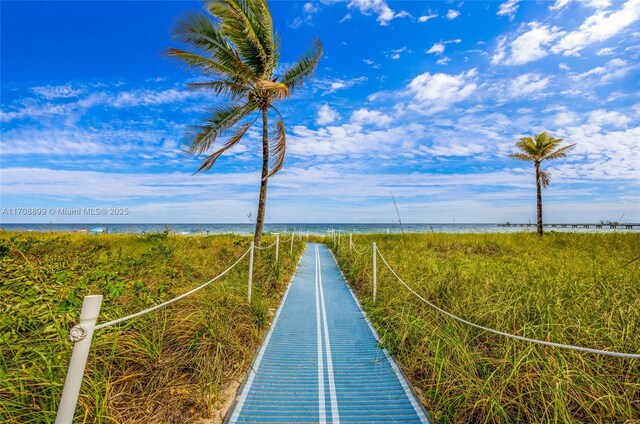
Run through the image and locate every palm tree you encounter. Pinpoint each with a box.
[166,0,322,245]
[509,132,576,236]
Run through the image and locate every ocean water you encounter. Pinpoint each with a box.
[0,223,636,235]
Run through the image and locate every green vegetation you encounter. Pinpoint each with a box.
[0,231,304,423]
[329,232,639,423]
[509,131,576,236]
[166,0,323,245]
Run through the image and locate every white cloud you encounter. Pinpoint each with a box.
[588,109,631,127]
[555,110,579,126]
[584,0,612,10]
[0,127,174,157]
[287,121,424,158]
[317,76,367,94]
[316,104,340,125]
[572,58,633,83]
[111,89,195,107]
[559,63,570,70]
[407,69,478,114]
[347,0,405,25]
[418,13,438,22]
[596,47,616,55]
[421,143,485,157]
[0,88,201,122]
[291,2,319,28]
[426,43,445,55]
[436,57,451,65]
[551,0,640,56]
[350,108,392,126]
[303,2,319,14]
[31,85,84,100]
[497,0,519,20]
[446,9,461,20]
[339,13,352,22]
[386,47,408,60]
[426,39,461,55]
[363,59,380,68]
[508,73,551,97]
[492,23,562,65]
[550,0,571,11]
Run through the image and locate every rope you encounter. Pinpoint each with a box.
[95,246,252,330]
[375,247,640,359]
[254,240,278,250]
[352,244,371,255]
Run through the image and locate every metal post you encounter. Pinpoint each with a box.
[349,233,353,251]
[372,242,377,303]
[55,295,103,424]
[248,244,254,302]
[275,234,280,265]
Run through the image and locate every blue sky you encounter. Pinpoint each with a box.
[1,0,639,224]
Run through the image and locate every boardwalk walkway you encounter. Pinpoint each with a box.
[226,243,429,423]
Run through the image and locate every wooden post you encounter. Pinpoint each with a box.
[247,244,254,302]
[55,295,103,424]
[372,242,377,303]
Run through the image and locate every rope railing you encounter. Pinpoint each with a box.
[374,245,640,359]
[95,246,252,330]
[254,239,279,250]
[55,234,293,423]
[352,244,371,255]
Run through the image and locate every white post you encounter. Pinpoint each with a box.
[55,295,103,424]
[338,231,341,250]
[290,232,294,254]
[349,233,353,251]
[372,242,377,303]
[275,234,280,265]
[248,244,254,302]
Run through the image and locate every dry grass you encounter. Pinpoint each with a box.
[0,231,304,423]
[329,232,640,423]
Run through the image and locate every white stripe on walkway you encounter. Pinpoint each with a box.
[317,245,340,423]
[315,245,327,424]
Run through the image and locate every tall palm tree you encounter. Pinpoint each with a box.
[166,0,322,245]
[509,131,576,236]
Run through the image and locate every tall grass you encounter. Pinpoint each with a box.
[0,231,304,423]
[329,232,639,423]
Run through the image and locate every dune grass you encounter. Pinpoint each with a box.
[0,231,304,423]
[328,232,639,423]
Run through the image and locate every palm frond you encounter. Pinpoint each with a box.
[257,80,289,100]
[543,143,576,161]
[538,169,551,188]
[196,116,258,172]
[172,12,258,82]
[266,117,286,179]
[515,136,538,156]
[280,39,323,93]
[190,103,257,154]
[508,153,533,161]
[187,81,250,100]
[164,48,241,81]
[206,0,269,76]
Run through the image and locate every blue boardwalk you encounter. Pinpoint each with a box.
[227,243,429,423]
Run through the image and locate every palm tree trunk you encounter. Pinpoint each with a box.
[535,162,543,237]
[254,108,269,246]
